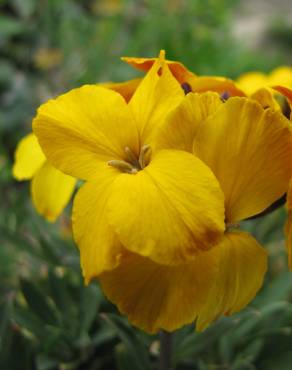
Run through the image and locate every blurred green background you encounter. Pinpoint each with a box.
[1,0,292,369]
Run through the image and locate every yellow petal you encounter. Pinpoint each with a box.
[101,78,141,102]
[194,97,292,222]
[33,85,139,180]
[128,51,184,145]
[122,54,195,83]
[237,71,268,95]
[107,149,225,265]
[31,162,76,222]
[188,76,245,97]
[270,66,292,87]
[197,231,267,331]
[250,87,281,111]
[285,180,292,270]
[13,133,46,180]
[100,248,217,333]
[155,92,222,152]
[72,166,124,283]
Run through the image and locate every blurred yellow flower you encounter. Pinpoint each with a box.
[13,133,76,222]
[33,50,292,333]
[34,48,63,70]
[237,67,292,95]
[237,67,292,112]
[91,0,122,16]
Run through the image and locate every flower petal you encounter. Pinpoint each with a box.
[31,162,76,222]
[128,51,184,145]
[237,71,268,95]
[33,85,139,180]
[188,76,245,97]
[273,85,292,106]
[72,166,124,283]
[155,92,222,152]
[100,248,217,333]
[250,87,280,111]
[101,78,141,102]
[197,231,267,331]
[13,133,46,180]
[194,97,292,222]
[121,54,195,83]
[107,149,225,265]
[270,66,292,87]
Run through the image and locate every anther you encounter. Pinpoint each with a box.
[108,160,137,174]
[139,144,151,169]
[220,91,230,102]
[124,146,141,170]
[181,82,192,95]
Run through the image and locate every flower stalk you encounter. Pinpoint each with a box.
[159,331,172,370]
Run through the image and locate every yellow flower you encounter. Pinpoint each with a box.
[34,48,63,70]
[13,80,141,222]
[237,67,292,95]
[33,51,292,333]
[275,86,292,267]
[237,67,292,112]
[100,92,292,332]
[13,133,76,222]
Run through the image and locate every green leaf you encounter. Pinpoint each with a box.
[20,279,60,326]
[78,284,103,336]
[173,318,236,365]
[13,306,45,338]
[259,351,292,370]
[0,16,24,37]
[11,0,36,18]
[35,354,58,370]
[102,313,152,370]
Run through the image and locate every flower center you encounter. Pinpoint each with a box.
[108,145,151,174]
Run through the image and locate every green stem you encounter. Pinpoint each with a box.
[159,331,172,370]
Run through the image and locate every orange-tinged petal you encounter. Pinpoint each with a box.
[31,162,76,222]
[128,51,184,145]
[13,133,46,180]
[101,78,141,102]
[100,248,217,333]
[122,54,195,83]
[188,76,245,97]
[273,85,292,106]
[72,166,124,283]
[33,85,139,181]
[197,231,267,331]
[194,97,292,222]
[107,150,225,265]
[155,92,222,152]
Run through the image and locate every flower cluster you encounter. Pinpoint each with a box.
[13,51,292,333]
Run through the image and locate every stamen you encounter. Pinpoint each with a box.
[181,82,192,95]
[220,91,230,101]
[108,160,138,174]
[124,146,141,170]
[139,144,151,169]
